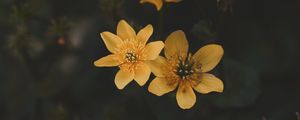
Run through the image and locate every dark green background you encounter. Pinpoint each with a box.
[0,0,299,120]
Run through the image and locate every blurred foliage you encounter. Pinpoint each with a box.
[48,17,72,37]
[50,104,68,120]
[192,20,217,40]
[0,0,299,120]
[211,58,260,108]
[9,3,33,25]
[217,0,234,12]
[99,0,124,13]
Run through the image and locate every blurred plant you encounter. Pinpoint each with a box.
[191,20,217,41]
[94,20,164,89]
[9,3,33,26]
[51,104,67,120]
[48,17,72,46]
[7,3,44,60]
[7,26,44,60]
[140,0,181,11]
[210,58,260,108]
[147,30,224,109]
[7,3,74,82]
[48,17,72,37]
[103,105,126,120]
[5,2,76,120]
[7,25,30,55]
[99,0,124,13]
[296,112,300,120]
[217,0,234,12]
[99,0,126,22]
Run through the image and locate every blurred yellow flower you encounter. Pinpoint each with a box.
[147,30,224,109]
[140,0,182,11]
[94,20,164,90]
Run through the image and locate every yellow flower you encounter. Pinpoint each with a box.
[147,30,224,109]
[140,0,182,11]
[94,20,164,90]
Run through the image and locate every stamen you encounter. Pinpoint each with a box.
[125,52,137,62]
[179,56,183,61]
[175,55,194,80]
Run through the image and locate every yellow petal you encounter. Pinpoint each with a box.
[140,0,163,11]
[137,24,153,45]
[100,32,122,53]
[176,81,196,109]
[134,63,151,86]
[148,77,178,96]
[143,41,164,60]
[94,54,121,67]
[145,56,168,77]
[192,44,224,72]
[165,0,181,3]
[193,73,224,94]
[164,30,189,59]
[115,69,134,90]
[117,20,136,40]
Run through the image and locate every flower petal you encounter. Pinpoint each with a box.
[94,54,121,67]
[165,0,181,3]
[193,73,224,94]
[137,24,153,45]
[115,69,134,90]
[148,77,178,96]
[134,63,151,86]
[192,44,224,72]
[117,20,136,40]
[140,0,163,11]
[143,41,164,60]
[100,32,122,53]
[164,30,189,59]
[145,56,168,77]
[176,81,196,109]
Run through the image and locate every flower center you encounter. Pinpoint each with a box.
[175,57,194,80]
[125,52,137,62]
